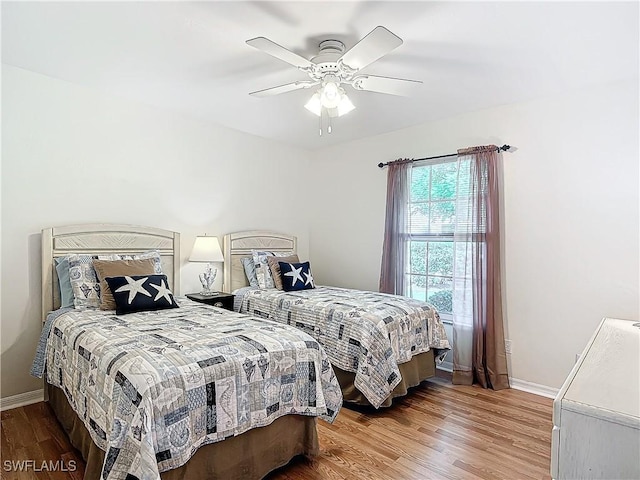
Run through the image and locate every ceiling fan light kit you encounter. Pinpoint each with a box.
[319,79,341,108]
[304,76,355,117]
[247,26,422,136]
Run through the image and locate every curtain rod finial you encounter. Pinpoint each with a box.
[499,144,511,152]
[378,162,385,168]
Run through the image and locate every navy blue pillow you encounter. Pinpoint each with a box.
[105,274,178,315]
[278,261,315,292]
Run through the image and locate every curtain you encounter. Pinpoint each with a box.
[379,159,412,295]
[452,146,509,389]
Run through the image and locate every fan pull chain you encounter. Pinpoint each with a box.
[317,109,336,136]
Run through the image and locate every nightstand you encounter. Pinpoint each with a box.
[186,292,235,311]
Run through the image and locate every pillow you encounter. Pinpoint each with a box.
[105,274,178,315]
[93,258,157,310]
[68,254,101,309]
[267,254,299,290]
[241,257,259,287]
[279,261,315,292]
[54,256,75,308]
[252,250,295,289]
[97,250,163,274]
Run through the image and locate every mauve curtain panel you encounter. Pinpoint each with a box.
[452,145,509,390]
[379,159,411,295]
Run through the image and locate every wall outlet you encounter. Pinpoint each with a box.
[505,339,512,354]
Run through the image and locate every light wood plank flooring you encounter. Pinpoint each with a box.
[1,376,553,480]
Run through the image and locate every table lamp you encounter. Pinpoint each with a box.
[189,235,223,295]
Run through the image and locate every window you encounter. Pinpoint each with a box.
[406,158,469,320]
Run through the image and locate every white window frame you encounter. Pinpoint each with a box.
[406,157,459,324]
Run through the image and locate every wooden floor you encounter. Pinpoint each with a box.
[1,376,553,480]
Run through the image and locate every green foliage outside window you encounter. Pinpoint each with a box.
[427,242,453,276]
[410,164,456,232]
[428,290,453,313]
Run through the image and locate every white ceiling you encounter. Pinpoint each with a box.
[2,1,638,150]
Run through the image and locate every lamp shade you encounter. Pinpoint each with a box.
[304,92,322,116]
[189,236,223,262]
[337,94,355,116]
[305,88,355,118]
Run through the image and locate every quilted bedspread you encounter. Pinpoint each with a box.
[237,286,451,408]
[31,299,342,480]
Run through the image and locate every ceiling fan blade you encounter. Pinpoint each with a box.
[246,37,313,70]
[249,80,319,97]
[339,26,403,71]
[351,75,422,96]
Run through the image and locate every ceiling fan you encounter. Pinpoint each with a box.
[246,26,421,134]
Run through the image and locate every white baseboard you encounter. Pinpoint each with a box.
[0,389,44,411]
[437,361,453,372]
[509,377,558,399]
[434,367,558,399]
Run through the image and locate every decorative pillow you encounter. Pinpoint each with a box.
[241,257,259,287]
[54,256,75,308]
[93,258,157,310]
[105,274,178,315]
[267,254,299,290]
[279,261,315,292]
[68,254,101,309]
[252,250,295,289]
[97,250,163,274]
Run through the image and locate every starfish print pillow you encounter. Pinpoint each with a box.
[105,274,179,315]
[278,261,315,292]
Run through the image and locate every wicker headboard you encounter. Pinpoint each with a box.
[42,224,180,318]
[222,230,297,293]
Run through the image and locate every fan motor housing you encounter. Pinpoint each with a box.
[310,40,348,79]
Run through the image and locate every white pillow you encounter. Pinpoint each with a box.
[96,250,163,274]
[241,257,259,287]
[68,254,101,309]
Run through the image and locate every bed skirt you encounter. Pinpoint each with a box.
[333,349,436,408]
[47,384,319,480]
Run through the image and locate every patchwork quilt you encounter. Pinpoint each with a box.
[237,286,451,408]
[32,299,342,480]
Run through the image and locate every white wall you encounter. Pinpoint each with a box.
[2,64,638,400]
[1,65,311,398]
[309,79,639,390]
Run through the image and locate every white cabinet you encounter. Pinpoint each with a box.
[551,318,640,479]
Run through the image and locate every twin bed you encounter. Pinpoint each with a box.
[36,225,341,480]
[223,230,450,409]
[35,224,450,480]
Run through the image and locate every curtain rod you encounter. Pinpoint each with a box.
[377,144,511,168]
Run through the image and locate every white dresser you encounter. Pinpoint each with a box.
[551,317,640,479]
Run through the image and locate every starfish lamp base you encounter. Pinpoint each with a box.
[198,264,218,296]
